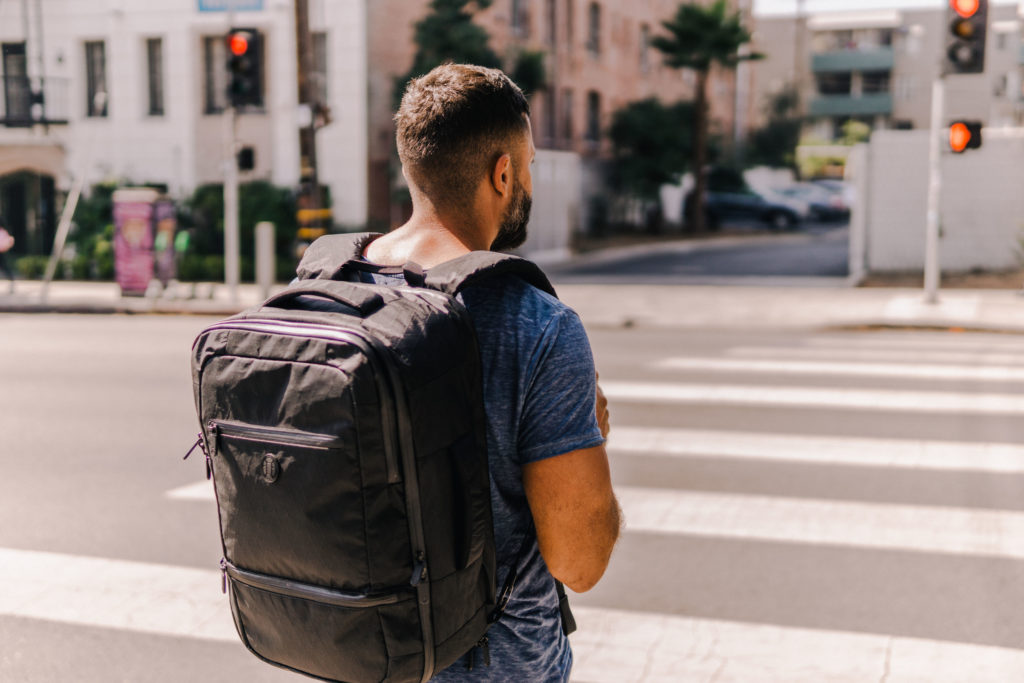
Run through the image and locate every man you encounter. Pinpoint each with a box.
[357,64,621,681]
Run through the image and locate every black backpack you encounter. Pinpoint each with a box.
[189,233,568,683]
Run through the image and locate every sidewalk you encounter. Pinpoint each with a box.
[2,278,1024,333]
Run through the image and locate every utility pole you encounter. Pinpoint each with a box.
[794,0,807,109]
[294,0,327,246]
[923,77,944,305]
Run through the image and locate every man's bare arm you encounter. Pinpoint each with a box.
[522,445,622,593]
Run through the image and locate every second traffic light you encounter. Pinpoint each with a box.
[226,28,262,108]
[949,120,982,153]
[945,0,988,74]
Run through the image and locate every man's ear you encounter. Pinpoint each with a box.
[490,153,512,198]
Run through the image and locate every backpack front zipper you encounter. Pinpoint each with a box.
[209,420,346,455]
[220,558,411,608]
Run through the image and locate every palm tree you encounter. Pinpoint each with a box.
[651,0,761,233]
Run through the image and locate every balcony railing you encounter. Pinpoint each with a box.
[809,93,893,117]
[812,47,895,74]
[1,77,70,127]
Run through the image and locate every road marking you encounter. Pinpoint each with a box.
[601,381,1024,415]
[570,606,1024,682]
[808,336,1024,352]
[653,357,1024,382]
[725,346,1024,366]
[608,427,1024,473]
[616,486,1024,560]
[2,547,1023,681]
[167,480,216,501]
[0,547,235,642]
[167,479,1024,560]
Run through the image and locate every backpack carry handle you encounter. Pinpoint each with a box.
[263,280,385,315]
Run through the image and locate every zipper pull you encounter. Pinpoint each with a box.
[205,453,212,481]
[183,434,204,460]
[479,636,490,667]
[410,551,427,586]
[220,558,228,594]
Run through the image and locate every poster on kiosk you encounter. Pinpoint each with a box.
[112,188,177,296]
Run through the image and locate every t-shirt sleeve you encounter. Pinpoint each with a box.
[517,308,605,465]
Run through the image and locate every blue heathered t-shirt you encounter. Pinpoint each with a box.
[360,266,604,682]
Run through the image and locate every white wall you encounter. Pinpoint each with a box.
[519,150,581,263]
[861,128,1024,273]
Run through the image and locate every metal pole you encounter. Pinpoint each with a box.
[255,221,274,301]
[924,76,944,305]
[295,0,321,216]
[224,105,240,304]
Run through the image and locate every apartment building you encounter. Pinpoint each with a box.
[366,0,743,226]
[0,0,368,258]
[750,5,1024,141]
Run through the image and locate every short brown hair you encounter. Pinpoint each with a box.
[394,64,530,209]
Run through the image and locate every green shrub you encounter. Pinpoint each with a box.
[15,255,49,279]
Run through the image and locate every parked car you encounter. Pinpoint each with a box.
[777,182,851,222]
[685,186,804,230]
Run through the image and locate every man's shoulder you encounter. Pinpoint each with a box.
[460,272,571,327]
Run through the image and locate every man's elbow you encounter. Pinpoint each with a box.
[547,498,623,593]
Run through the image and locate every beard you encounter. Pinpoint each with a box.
[490,180,532,253]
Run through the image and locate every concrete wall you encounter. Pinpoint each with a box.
[519,149,581,262]
[859,128,1024,273]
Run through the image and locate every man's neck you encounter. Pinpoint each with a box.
[365,211,492,269]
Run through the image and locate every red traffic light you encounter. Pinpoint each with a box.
[229,32,250,57]
[951,0,980,18]
[949,120,982,153]
[950,122,971,152]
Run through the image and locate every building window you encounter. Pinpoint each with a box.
[562,87,574,143]
[861,70,890,94]
[640,23,650,72]
[816,72,852,96]
[203,36,227,113]
[566,0,574,46]
[84,41,108,117]
[146,38,165,116]
[586,90,601,141]
[587,3,600,56]
[511,0,528,38]
[542,89,556,145]
[546,0,557,48]
[312,31,328,104]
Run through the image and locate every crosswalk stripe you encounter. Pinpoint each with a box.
[607,426,1024,473]
[616,486,1024,559]
[601,381,1024,414]
[2,546,1024,682]
[166,480,1024,560]
[725,345,1024,366]
[569,606,1024,682]
[808,336,1024,352]
[653,357,1024,382]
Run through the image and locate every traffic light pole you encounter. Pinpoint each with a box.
[224,104,240,304]
[923,76,944,305]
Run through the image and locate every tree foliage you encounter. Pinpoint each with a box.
[747,86,802,169]
[652,0,761,232]
[511,50,547,97]
[609,98,694,201]
[396,0,501,104]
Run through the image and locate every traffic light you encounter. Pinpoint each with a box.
[226,28,262,107]
[949,120,982,153]
[945,0,988,74]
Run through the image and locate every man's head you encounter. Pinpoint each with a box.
[394,64,534,251]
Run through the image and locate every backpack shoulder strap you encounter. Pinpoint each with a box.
[295,232,384,280]
[423,252,557,299]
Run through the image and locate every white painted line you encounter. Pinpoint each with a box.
[808,336,1024,352]
[0,547,235,642]
[569,606,1024,683]
[726,346,1024,366]
[1,545,1021,682]
[616,486,1024,560]
[607,427,1024,474]
[166,478,1024,560]
[601,381,1024,415]
[882,295,980,322]
[653,357,1024,382]
[167,480,215,501]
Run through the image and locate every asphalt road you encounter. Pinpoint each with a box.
[550,222,850,283]
[3,313,1024,681]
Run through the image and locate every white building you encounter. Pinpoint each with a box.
[0,0,368,256]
